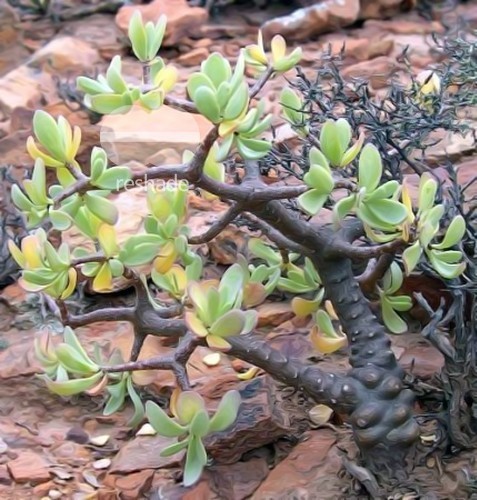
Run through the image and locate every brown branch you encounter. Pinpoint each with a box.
[357,254,395,295]
[242,212,309,255]
[198,176,308,202]
[188,203,244,244]
[62,306,136,328]
[163,95,198,114]
[131,272,183,319]
[243,160,261,183]
[250,66,274,99]
[326,237,405,260]
[71,253,106,266]
[66,162,88,182]
[226,334,358,412]
[102,332,200,390]
[53,178,89,206]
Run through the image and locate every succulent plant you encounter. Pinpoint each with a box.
[185,264,258,350]
[7,7,473,492]
[146,390,241,486]
[378,263,413,334]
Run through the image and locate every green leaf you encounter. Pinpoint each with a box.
[63,327,95,365]
[309,147,330,170]
[56,167,76,188]
[236,137,271,160]
[33,110,65,161]
[202,53,232,89]
[160,439,189,457]
[210,310,246,338]
[320,120,342,166]
[205,286,221,325]
[333,194,357,223]
[335,118,351,153]
[382,262,404,295]
[31,159,49,204]
[381,297,407,334]
[385,295,412,311]
[119,242,161,266]
[187,73,216,100]
[316,310,336,337]
[89,94,132,115]
[340,135,364,167]
[95,167,132,190]
[428,250,466,279]
[176,391,206,425]
[303,164,334,194]
[190,410,210,438]
[273,47,302,72]
[55,343,99,375]
[139,88,164,110]
[148,16,167,60]
[104,378,127,415]
[11,184,33,212]
[193,86,221,123]
[432,215,466,250]
[298,189,328,216]
[216,134,234,161]
[419,221,440,248]
[106,56,128,94]
[185,312,209,337]
[365,199,407,226]
[23,268,59,286]
[418,175,437,214]
[280,87,303,125]
[40,372,103,396]
[49,209,72,231]
[126,376,145,427]
[402,242,422,275]
[146,401,187,437]
[76,76,110,95]
[218,264,244,312]
[215,81,232,110]
[358,144,382,192]
[429,249,462,263]
[365,180,400,201]
[304,257,321,286]
[229,51,245,93]
[209,390,241,433]
[242,309,258,333]
[84,192,118,225]
[90,148,108,184]
[248,239,281,266]
[183,436,207,487]
[357,203,395,232]
[128,11,148,62]
[223,81,249,121]
[246,113,272,137]
[187,282,211,323]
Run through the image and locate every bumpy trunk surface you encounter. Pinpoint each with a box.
[314,255,419,472]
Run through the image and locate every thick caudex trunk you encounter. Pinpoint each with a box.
[314,255,419,473]
[251,200,420,471]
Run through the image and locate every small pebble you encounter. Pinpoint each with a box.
[92,458,111,470]
[136,423,156,436]
[203,352,221,366]
[89,435,110,447]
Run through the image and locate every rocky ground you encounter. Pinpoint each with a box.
[1,0,477,498]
